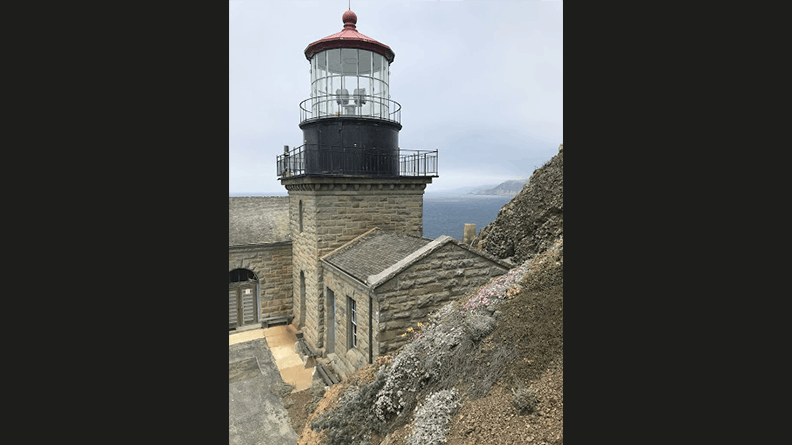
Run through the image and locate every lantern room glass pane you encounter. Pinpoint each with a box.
[342,75,357,115]
[358,50,371,75]
[327,49,341,74]
[372,53,382,80]
[382,57,389,90]
[320,52,328,87]
[341,48,357,75]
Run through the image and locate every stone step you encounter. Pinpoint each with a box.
[315,363,340,386]
[261,315,294,328]
[294,338,318,368]
[297,337,317,357]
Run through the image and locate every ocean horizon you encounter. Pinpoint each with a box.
[422,194,512,241]
[229,192,513,242]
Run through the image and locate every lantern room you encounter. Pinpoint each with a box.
[303,9,396,121]
[308,47,391,120]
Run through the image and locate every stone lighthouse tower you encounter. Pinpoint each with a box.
[277,9,438,353]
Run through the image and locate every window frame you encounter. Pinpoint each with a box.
[348,296,357,349]
[298,199,303,233]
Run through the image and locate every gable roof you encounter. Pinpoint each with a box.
[229,197,290,247]
[321,228,431,284]
[321,228,512,289]
[365,236,510,289]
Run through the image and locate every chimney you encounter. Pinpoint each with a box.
[463,223,476,244]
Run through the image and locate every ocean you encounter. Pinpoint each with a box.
[422,194,513,241]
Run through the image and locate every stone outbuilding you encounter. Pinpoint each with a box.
[319,228,511,378]
[229,197,293,330]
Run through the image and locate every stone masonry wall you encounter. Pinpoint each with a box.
[374,242,508,355]
[322,266,374,379]
[229,242,293,321]
[290,193,323,351]
[286,178,428,353]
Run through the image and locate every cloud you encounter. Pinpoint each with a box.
[229,1,562,195]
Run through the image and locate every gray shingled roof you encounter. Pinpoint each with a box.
[229,197,290,246]
[321,228,432,283]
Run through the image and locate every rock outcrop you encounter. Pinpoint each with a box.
[471,144,563,265]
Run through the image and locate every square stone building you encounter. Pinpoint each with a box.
[228,197,292,330]
[320,228,510,379]
[229,192,511,379]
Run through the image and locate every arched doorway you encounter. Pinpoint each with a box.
[229,268,259,330]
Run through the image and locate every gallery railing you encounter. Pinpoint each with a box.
[299,94,402,125]
[277,145,438,178]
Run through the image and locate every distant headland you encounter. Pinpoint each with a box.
[468,179,529,196]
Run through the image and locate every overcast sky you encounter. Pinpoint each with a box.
[229,0,562,195]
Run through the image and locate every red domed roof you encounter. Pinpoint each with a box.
[304,10,395,63]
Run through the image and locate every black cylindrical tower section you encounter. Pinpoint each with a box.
[299,117,400,176]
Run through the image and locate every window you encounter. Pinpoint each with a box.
[348,296,357,349]
[229,268,256,283]
[299,271,306,328]
[326,288,335,354]
[298,199,303,233]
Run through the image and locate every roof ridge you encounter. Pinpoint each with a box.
[381,228,433,242]
[366,236,455,288]
[320,227,380,261]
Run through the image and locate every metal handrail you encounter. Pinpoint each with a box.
[277,145,437,178]
[299,94,402,125]
[398,149,439,178]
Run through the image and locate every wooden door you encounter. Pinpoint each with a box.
[230,282,257,329]
[240,284,257,325]
[229,288,238,330]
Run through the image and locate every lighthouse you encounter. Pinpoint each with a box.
[277,9,439,352]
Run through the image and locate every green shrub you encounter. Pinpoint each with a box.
[465,312,496,341]
[309,371,389,445]
[511,386,538,414]
[407,389,460,445]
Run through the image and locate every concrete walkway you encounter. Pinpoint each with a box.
[229,337,297,445]
[229,324,315,393]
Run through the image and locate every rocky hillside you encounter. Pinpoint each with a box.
[471,144,563,265]
[296,242,563,445]
[291,145,564,445]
